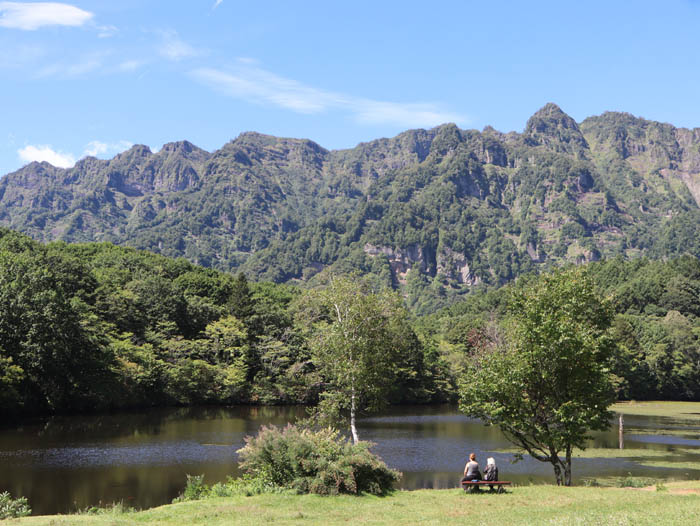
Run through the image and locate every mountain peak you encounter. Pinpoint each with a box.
[526,103,577,131]
[158,140,210,162]
[524,103,587,152]
[116,144,153,159]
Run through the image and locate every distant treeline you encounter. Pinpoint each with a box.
[2,228,699,419]
[425,255,700,401]
[0,228,449,418]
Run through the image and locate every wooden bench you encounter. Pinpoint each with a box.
[461,480,512,493]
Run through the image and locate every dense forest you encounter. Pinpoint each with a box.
[3,105,700,315]
[0,228,449,418]
[2,227,700,419]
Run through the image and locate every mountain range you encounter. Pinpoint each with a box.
[3,103,700,312]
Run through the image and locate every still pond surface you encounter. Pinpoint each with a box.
[2,404,700,514]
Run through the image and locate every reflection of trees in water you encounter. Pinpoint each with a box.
[28,405,306,443]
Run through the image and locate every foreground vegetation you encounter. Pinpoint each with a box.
[12,483,700,526]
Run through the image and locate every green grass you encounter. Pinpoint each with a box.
[571,448,673,459]
[611,401,700,420]
[13,483,700,526]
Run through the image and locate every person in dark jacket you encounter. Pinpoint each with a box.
[484,457,499,491]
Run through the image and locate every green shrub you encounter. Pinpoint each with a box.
[76,501,135,515]
[173,474,208,502]
[237,425,401,495]
[616,474,654,488]
[0,491,31,519]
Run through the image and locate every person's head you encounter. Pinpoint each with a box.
[487,457,496,467]
[469,453,476,461]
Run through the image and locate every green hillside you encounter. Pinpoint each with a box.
[2,104,700,313]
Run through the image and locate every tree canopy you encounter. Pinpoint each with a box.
[300,276,421,442]
[458,268,616,485]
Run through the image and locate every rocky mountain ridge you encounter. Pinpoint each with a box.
[3,104,700,312]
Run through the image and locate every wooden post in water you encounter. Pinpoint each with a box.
[618,414,624,449]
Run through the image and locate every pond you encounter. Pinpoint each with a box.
[1,404,699,515]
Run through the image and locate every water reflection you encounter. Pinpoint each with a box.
[1,404,699,515]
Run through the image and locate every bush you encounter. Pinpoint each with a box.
[172,474,208,502]
[617,474,654,488]
[212,474,286,497]
[77,501,135,515]
[237,425,401,495]
[0,491,31,519]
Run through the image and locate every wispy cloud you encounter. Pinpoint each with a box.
[35,52,104,78]
[18,145,75,168]
[0,2,93,30]
[115,59,147,73]
[84,140,132,157]
[191,64,466,128]
[96,24,117,38]
[212,0,223,9]
[157,29,199,61]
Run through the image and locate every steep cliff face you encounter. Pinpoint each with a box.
[3,104,700,310]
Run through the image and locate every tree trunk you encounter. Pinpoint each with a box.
[551,458,563,486]
[564,447,572,486]
[350,385,359,444]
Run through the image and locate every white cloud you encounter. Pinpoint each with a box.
[18,145,75,168]
[0,2,93,30]
[191,65,467,128]
[83,141,108,156]
[157,30,199,61]
[212,0,223,9]
[16,140,132,169]
[84,140,132,157]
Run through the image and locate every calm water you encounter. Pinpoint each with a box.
[1,405,699,515]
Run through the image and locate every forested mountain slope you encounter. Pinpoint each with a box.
[3,104,700,313]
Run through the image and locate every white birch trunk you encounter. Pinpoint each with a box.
[350,385,359,443]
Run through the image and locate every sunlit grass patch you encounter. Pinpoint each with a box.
[611,402,700,420]
[14,485,700,526]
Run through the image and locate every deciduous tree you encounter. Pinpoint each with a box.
[303,276,409,443]
[459,268,616,485]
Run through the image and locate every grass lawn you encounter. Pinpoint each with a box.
[11,482,700,526]
[611,401,700,420]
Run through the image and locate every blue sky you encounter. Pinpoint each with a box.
[2,0,700,175]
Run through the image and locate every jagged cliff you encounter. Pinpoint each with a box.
[2,104,700,312]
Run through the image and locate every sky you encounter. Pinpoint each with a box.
[1,0,700,175]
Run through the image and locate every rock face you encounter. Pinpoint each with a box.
[3,104,700,303]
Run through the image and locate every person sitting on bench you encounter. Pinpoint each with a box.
[483,457,498,491]
[461,452,481,484]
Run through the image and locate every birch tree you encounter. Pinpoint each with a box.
[305,277,406,443]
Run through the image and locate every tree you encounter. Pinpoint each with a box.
[459,268,616,486]
[302,276,409,443]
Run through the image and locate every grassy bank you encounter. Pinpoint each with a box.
[611,401,700,420]
[12,482,700,526]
